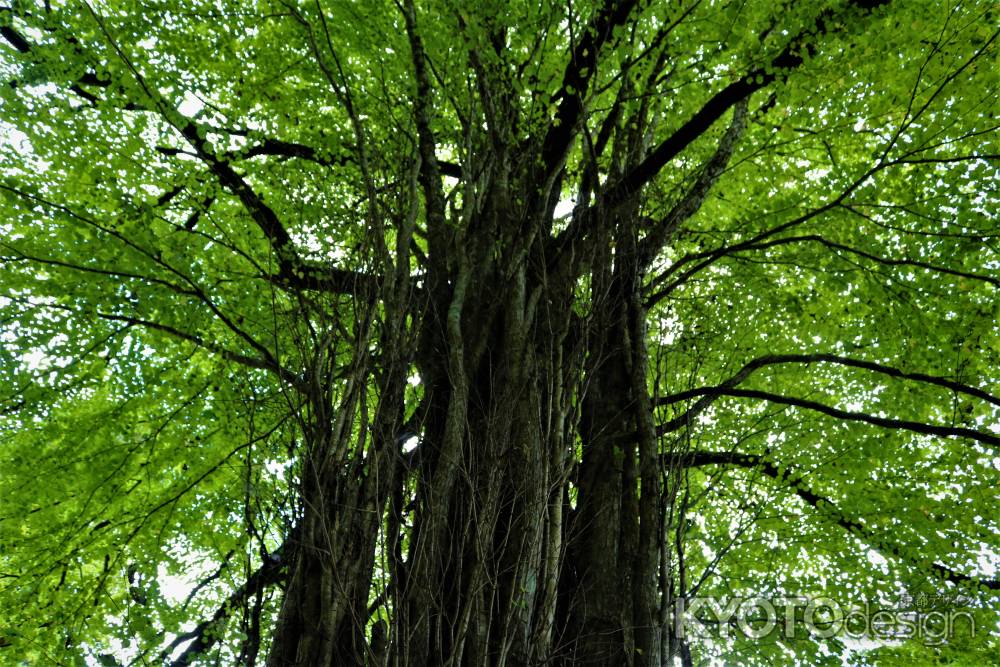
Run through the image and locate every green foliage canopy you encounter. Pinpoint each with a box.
[0,0,998,664]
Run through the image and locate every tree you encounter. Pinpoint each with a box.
[0,0,997,664]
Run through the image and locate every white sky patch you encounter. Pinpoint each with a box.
[177,91,205,118]
[975,545,998,578]
[554,198,575,219]
[653,313,682,345]
[1,120,50,173]
[0,122,31,153]
[866,550,888,572]
[157,563,198,605]
[265,459,290,479]
[21,349,49,372]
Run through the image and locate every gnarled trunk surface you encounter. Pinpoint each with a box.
[258,1,881,665]
[264,166,682,666]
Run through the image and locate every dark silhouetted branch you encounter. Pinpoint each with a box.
[685,451,1000,590]
[539,0,642,175]
[607,0,891,202]
[161,545,289,666]
[658,386,999,448]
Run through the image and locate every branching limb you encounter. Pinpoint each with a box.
[685,451,1000,590]
[657,387,999,448]
[660,353,1000,411]
[553,0,891,277]
[642,163,886,306]
[67,305,301,386]
[704,231,1000,289]
[401,0,448,262]
[635,99,747,269]
[159,544,289,667]
[538,0,643,176]
[605,0,891,203]
[2,11,379,299]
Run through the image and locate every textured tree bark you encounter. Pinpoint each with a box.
[262,155,676,667]
[262,0,763,660]
[13,2,990,666]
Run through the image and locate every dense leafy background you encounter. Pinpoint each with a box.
[1,0,997,664]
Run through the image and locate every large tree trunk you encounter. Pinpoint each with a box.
[9,2,998,667]
[263,1,728,663]
[263,195,675,666]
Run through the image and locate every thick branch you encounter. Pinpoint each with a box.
[266,262,382,296]
[161,545,289,666]
[686,451,1000,590]
[658,353,1000,410]
[402,0,448,261]
[241,138,347,164]
[551,0,891,279]
[635,98,747,268]
[176,124,294,254]
[1,10,124,107]
[239,139,463,178]
[605,0,891,204]
[154,118,387,298]
[658,387,999,447]
[538,0,642,174]
[0,23,30,53]
[718,232,1000,288]
[3,15,378,299]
